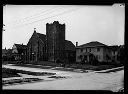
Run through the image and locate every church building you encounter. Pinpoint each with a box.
[26,21,75,63]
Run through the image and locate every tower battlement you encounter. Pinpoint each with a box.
[46,21,65,26]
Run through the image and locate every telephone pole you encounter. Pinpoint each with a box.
[2,24,5,49]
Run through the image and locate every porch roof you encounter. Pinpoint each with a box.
[81,52,93,56]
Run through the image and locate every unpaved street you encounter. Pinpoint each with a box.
[2,64,124,91]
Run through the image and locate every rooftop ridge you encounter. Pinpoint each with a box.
[78,41,108,48]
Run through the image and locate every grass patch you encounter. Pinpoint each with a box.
[3,78,43,86]
[52,67,74,71]
[2,68,56,78]
[2,73,21,78]
[2,68,21,78]
[48,76,66,79]
[13,64,53,69]
[96,67,124,73]
[92,65,117,71]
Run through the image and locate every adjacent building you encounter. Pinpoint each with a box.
[2,48,13,61]
[76,41,113,64]
[12,43,27,61]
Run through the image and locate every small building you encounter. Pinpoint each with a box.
[12,43,27,61]
[76,41,113,64]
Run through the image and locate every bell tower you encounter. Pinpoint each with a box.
[46,21,65,62]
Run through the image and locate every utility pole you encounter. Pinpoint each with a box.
[2,24,5,49]
[2,24,5,63]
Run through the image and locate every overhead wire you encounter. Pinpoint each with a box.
[20,5,76,21]
[16,6,63,22]
[5,6,73,26]
[5,6,59,25]
[9,6,82,28]
[16,6,67,25]
[5,6,76,26]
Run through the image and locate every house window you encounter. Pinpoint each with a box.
[97,48,100,52]
[113,51,115,55]
[86,48,87,52]
[80,49,83,52]
[89,48,91,52]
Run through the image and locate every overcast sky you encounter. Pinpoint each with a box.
[3,4,125,49]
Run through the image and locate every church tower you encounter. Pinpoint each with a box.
[46,21,65,62]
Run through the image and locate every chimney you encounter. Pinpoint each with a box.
[76,42,78,47]
[34,28,36,33]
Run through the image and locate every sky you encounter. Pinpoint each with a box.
[3,4,125,49]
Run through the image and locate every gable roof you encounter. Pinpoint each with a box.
[14,44,27,54]
[77,41,108,48]
[65,40,75,51]
[15,44,27,49]
[36,32,46,42]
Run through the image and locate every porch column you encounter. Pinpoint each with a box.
[87,55,89,62]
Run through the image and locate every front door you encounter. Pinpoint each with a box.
[83,55,87,63]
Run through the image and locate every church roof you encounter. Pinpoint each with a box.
[77,41,108,48]
[65,40,75,51]
[36,33,46,42]
[35,32,75,51]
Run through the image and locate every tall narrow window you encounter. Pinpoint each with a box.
[89,48,91,52]
[97,48,100,52]
[81,49,83,52]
